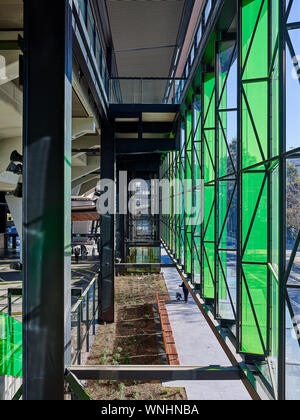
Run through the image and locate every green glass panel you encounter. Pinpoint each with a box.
[242,0,268,80]
[242,81,268,168]
[271,0,279,55]
[202,73,215,299]
[0,312,22,377]
[203,186,214,243]
[241,265,268,355]
[242,172,267,263]
[204,130,215,182]
[204,74,215,127]
[203,242,215,299]
[271,165,279,275]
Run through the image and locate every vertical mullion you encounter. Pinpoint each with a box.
[266,0,272,357]
[237,0,243,352]
[200,72,205,297]
[278,0,287,401]
[215,40,220,318]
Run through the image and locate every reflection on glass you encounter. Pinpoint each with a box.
[286,159,300,275]
[218,251,236,320]
[287,0,300,24]
[286,29,300,151]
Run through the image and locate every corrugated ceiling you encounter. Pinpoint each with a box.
[106,0,186,77]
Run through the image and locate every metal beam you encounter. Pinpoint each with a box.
[68,365,241,381]
[116,139,177,155]
[115,122,174,133]
[110,104,180,117]
[115,263,174,268]
[125,241,161,248]
[23,0,72,400]
[0,40,20,50]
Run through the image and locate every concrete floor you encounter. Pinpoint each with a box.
[161,249,251,401]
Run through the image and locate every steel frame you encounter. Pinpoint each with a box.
[160,0,300,400]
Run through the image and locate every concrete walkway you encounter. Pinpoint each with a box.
[161,249,251,400]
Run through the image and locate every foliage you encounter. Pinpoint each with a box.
[287,161,300,242]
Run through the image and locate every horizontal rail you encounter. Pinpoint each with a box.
[115,263,175,268]
[67,365,241,381]
[125,241,161,248]
[71,274,98,313]
[110,77,187,81]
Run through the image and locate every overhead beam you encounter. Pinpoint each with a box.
[116,139,177,155]
[0,40,19,50]
[115,263,175,268]
[115,122,174,133]
[110,103,180,117]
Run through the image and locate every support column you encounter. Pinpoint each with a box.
[278,0,287,401]
[99,123,115,323]
[0,193,7,233]
[23,0,72,400]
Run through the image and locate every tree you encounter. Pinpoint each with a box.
[286,160,300,243]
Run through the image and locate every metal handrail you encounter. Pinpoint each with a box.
[71,273,99,365]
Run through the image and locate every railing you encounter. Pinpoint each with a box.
[71,274,98,365]
[109,78,187,105]
[4,277,99,367]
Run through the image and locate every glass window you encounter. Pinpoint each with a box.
[196,22,202,46]
[287,0,300,24]
[87,1,95,54]
[286,28,300,151]
[95,34,102,75]
[78,0,87,24]
[190,44,195,65]
[204,0,212,24]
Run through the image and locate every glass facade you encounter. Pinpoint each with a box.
[160,0,300,400]
[77,0,109,92]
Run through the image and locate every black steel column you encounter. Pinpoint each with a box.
[278,0,287,401]
[0,193,7,234]
[23,0,72,400]
[99,122,115,323]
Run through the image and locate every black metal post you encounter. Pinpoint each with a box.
[0,193,7,234]
[99,122,115,323]
[23,0,72,400]
[236,0,242,352]
[278,0,287,401]
[93,282,96,336]
[77,307,81,365]
[86,294,89,352]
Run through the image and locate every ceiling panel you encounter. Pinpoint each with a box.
[106,0,185,77]
[0,0,23,29]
